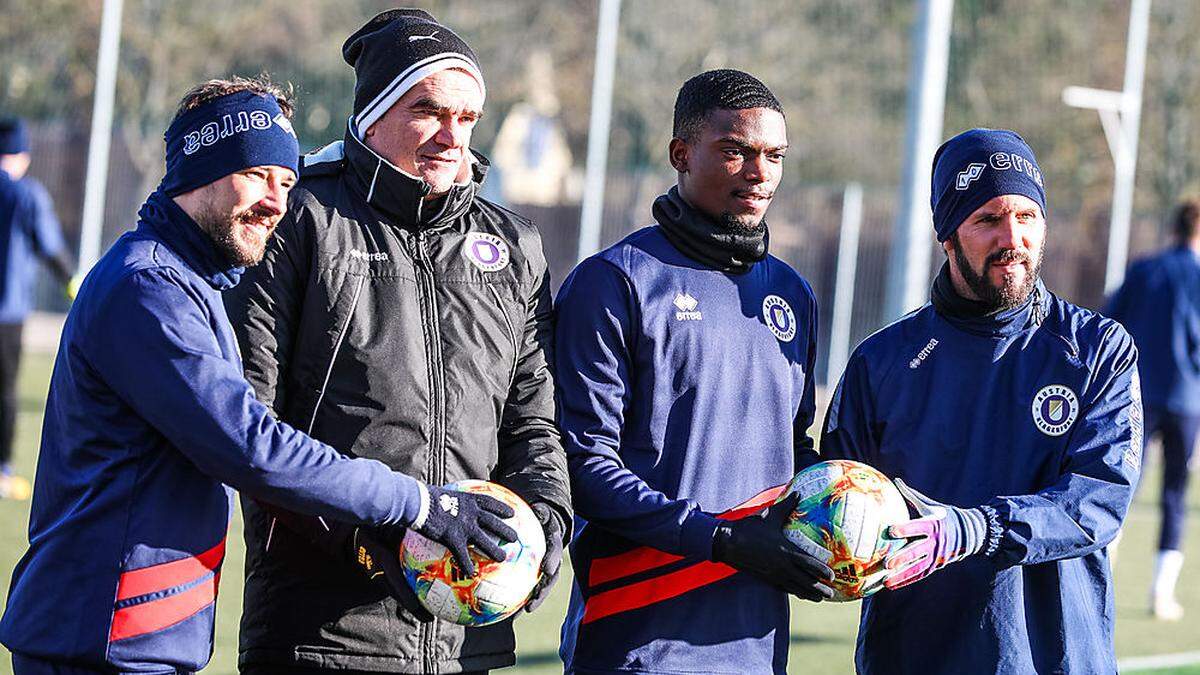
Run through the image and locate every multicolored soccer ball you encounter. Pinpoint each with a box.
[400,480,545,626]
[777,460,909,602]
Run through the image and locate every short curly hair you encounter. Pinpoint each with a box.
[673,69,783,142]
[173,74,295,122]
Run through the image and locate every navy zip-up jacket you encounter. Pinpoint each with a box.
[0,171,68,323]
[556,221,819,675]
[1104,245,1200,415]
[0,192,424,672]
[822,277,1141,674]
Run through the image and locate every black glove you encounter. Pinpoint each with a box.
[350,527,435,623]
[412,484,517,577]
[711,493,835,602]
[254,501,434,622]
[524,503,566,613]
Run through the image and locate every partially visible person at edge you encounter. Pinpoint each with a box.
[821,128,1142,674]
[224,10,570,675]
[1105,198,1200,621]
[0,77,515,674]
[0,118,75,500]
[555,69,834,675]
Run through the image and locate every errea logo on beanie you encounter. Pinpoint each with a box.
[159,90,299,197]
[342,9,486,137]
[931,128,1047,242]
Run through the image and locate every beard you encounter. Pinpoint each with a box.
[719,212,767,236]
[950,234,1045,310]
[193,205,276,267]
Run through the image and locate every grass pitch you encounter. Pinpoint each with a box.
[0,351,1197,673]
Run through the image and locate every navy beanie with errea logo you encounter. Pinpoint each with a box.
[930,128,1047,242]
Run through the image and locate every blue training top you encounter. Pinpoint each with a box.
[1105,245,1200,415]
[0,172,66,323]
[822,278,1141,674]
[556,223,819,675]
[0,191,423,671]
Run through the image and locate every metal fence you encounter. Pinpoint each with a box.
[6,0,1200,383]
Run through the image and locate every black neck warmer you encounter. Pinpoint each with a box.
[930,261,1000,319]
[652,186,768,274]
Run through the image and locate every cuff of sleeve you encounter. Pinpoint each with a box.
[410,481,430,529]
[679,511,722,560]
[977,503,1003,557]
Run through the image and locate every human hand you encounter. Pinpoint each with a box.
[524,502,565,613]
[883,479,990,590]
[411,484,517,577]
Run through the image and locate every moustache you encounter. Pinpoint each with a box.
[985,249,1030,268]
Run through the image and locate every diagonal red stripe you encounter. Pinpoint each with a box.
[587,484,786,588]
[116,539,225,602]
[582,560,738,624]
[109,574,216,642]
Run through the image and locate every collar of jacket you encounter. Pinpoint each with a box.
[652,185,768,274]
[136,190,244,290]
[930,261,1048,337]
[341,123,488,230]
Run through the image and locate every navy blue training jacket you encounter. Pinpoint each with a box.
[822,280,1141,674]
[0,192,424,672]
[0,172,67,323]
[556,225,819,675]
[1105,246,1200,415]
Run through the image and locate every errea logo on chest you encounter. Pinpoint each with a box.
[673,293,702,321]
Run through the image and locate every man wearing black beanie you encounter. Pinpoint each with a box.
[226,9,571,675]
[821,128,1142,673]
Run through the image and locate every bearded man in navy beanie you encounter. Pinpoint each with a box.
[822,128,1142,673]
[0,77,488,674]
[225,9,571,675]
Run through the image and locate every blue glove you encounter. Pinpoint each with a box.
[412,483,517,577]
[884,479,998,590]
[524,503,565,613]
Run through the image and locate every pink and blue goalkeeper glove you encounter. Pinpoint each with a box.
[883,479,1000,590]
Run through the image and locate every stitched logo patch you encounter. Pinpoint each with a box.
[1032,384,1079,437]
[673,292,702,321]
[463,232,510,272]
[762,295,796,342]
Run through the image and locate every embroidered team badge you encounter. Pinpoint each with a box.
[463,232,510,272]
[1032,384,1079,437]
[762,295,796,342]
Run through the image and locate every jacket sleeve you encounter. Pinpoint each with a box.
[23,179,73,285]
[555,257,721,559]
[87,267,425,528]
[223,199,311,417]
[494,241,572,542]
[987,323,1142,567]
[818,350,880,464]
[794,282,821,471]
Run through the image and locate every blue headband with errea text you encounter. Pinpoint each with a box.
[159,90,299,197]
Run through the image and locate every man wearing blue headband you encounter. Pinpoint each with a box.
[822,128,1141,672]
[0,77,515,674]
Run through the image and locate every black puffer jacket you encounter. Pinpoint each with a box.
[224,128,571,673]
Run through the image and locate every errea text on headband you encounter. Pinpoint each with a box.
[159,90,300,197]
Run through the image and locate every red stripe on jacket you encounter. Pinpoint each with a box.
[581,483,787,624]
[587,484,785,587]
[109,573,219,642]
[109,538,226,642]
[115,539,226,602]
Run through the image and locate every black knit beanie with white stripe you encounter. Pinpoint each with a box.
[342,9,485,137]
